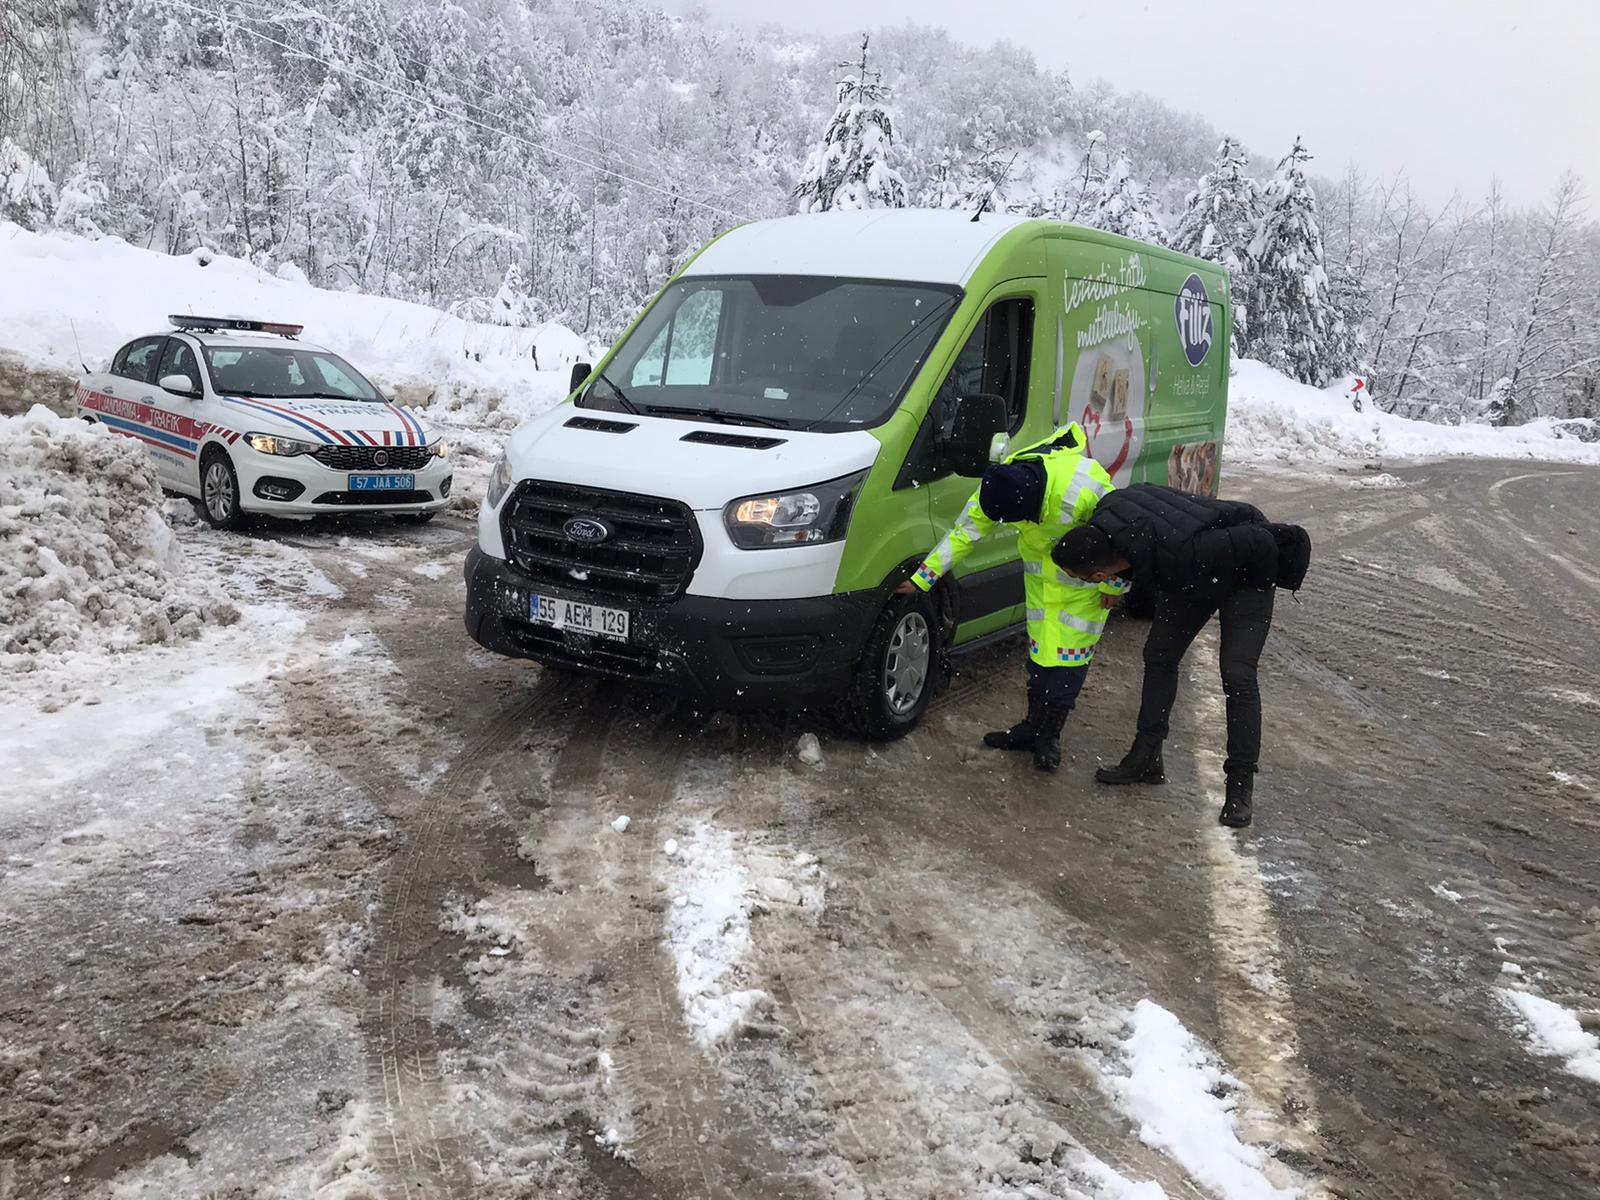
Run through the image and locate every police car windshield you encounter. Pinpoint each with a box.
[203,346,383,402]
[579,276,959,432]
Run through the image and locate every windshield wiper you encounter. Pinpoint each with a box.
[588,371,640,415]
[643,404,790,430]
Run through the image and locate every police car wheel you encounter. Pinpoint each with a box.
[196,449,246,530]
[836,588,939,741]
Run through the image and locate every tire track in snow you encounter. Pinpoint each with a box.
[1187,643,1328,1197]
[359,683,568,1199]
[594,702,812,1199]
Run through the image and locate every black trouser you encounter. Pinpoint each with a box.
[1136,586,1275,774]
[1028,659,1089,710]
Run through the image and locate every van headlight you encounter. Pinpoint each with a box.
[245,431,319,457]
[484,453,513,508]
[724,470,866,549]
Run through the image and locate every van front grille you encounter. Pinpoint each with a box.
[500,480,701,603]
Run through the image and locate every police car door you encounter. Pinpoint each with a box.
[98,336,174,482]
[151,336,207,492]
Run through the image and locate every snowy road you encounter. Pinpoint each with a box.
[2,460,1598,1200]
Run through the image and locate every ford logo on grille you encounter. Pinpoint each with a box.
[373,448,389,467]
[563,516,611,544]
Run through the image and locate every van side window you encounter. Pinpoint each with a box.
[630,289,722,388]
[932,299,1033,437]
[113,336,167,384]
[901,298,1035,486]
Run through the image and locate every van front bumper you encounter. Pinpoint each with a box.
[463,546,882,709]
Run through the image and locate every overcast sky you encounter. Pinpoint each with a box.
[672,0,1596,209]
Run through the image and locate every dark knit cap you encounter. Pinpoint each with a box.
[978,462,1045,523]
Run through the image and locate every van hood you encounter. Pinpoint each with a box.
[505,406,883,509]
[218,395,433,447]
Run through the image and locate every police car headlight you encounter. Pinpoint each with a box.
[428,439,449,459]
[724,470,866,550]
[245,431,319,457]
[485,453,513,508]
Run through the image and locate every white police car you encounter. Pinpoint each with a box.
[74,315,452,528]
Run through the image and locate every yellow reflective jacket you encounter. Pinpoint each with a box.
[912,424,1129,667]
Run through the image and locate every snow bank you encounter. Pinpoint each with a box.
[1228,359,1600,468]
[0,405,236,670]
[0,222,586,412]
[1499,988,1600,1085]
[1110,1000,1297,1200]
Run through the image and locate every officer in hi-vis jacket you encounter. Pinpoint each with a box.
[896,424,1127,771]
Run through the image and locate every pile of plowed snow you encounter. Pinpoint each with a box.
[1228,359,1600,467]
[0,405,236,669]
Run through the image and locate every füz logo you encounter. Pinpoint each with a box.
[563,516,611,545]
[1174,274,1213,367]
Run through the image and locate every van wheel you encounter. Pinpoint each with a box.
[836,589,939,740]
[195,448,247,530]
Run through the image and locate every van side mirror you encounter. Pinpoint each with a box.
[159,373,198,397]
[945,394,1009,476]
[569,361,593,394]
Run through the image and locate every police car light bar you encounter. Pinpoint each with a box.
[169,315,304,337]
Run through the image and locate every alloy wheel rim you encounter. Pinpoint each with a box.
[205,463,234,520]
[883,611,931,715]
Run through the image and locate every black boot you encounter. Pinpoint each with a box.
[1094,733,1166,785]
[1032,704,1072,772]
[984,686,1044,750]
[1219,772,1253,828]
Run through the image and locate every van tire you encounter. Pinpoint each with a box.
[835,589,940,741]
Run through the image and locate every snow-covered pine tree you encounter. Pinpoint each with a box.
[1485,376,1517,427]
[1172,137,1260,346]
[794,36,909,214]
[1086,152,1168,245]
[1247,138,1350,385]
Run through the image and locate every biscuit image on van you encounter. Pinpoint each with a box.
[1090,353,1115,410]
[1110,368,1130,420]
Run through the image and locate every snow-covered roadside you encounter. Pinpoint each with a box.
[1,406,238,671]
[0,221,588,410]
[1227,359,1600,468]
[0,405,351,799]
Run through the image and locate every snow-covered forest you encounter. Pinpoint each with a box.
[3,0,1597,424]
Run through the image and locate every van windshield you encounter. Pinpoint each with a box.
[578,276,960,432]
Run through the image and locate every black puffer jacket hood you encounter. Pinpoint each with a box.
[1070,483,1278,604]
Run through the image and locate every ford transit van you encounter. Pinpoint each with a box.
[464,209,1230,737]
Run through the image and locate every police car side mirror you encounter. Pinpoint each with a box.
[159,373,199,398]
[569,361,593,394]
[946,393,1009,477]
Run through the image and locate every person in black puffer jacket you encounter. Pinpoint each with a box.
[1051,483,1296,828]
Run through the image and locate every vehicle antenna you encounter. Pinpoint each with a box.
[971,153,1020,223]
[69,318,89,374]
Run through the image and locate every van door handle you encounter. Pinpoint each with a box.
[103,385,117,396]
